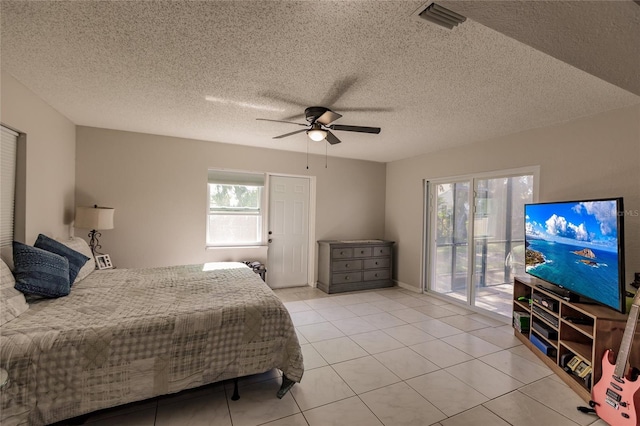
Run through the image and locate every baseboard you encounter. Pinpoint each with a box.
[394,280,422,293]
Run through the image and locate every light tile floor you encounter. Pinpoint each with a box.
[54,286,606,426]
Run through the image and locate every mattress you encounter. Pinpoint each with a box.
[0,262,303,425]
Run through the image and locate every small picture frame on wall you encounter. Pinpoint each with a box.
[95,254,113,270]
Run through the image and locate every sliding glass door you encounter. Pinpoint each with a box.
[426,170,535,317]
[471,175,533,315]
[431,181,470,303]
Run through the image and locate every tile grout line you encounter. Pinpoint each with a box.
[151,399,158,426]
[222,379,235,426]
[288,290,588,425]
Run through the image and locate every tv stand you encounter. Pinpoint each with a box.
[512,275,640,402]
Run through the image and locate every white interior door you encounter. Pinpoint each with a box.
[267,175,310,288]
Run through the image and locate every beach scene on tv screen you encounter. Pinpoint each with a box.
[525,200,620,309]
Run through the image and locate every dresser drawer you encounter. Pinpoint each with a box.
[372,246,392,256]
[364,258,390,269]
[332,260,363,272]
[332,248,353,259]
[353,247,372,257]
[363,269,390,281]
[318,240,394,294]
[332,272,362,284]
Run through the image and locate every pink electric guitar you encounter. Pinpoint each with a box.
[591,289,640,425]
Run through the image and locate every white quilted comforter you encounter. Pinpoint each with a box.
[0,262,303,425]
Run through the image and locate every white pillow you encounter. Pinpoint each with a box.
[0,244,14,271]
[56,237,95,283]
[0,258,29,326]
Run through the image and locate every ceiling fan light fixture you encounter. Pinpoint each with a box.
[307,126,327,142]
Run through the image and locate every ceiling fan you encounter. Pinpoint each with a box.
[257,106,381,145]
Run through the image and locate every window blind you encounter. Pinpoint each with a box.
[1,126,19,247]
[207,169,265,186]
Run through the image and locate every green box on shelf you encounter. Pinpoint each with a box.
[513,311,530,332]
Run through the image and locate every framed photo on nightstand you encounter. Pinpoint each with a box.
[95,254,113,270]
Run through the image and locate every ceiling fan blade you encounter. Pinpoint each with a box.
[330,124,381,134]
[256,118,307,127]
[321,75,358,107]
[273,129,307,139]
[326,131,342,145]
[333,107,394,113]
[317,110,343,126]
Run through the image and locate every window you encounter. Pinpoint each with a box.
[1,126,19,248]
[425,166,538,317]
[207,170,265,246]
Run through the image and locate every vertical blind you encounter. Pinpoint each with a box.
[1,126,19,247]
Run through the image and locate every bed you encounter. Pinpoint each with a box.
[0,259,304,426]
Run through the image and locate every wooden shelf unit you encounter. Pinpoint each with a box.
[512,275,640,402]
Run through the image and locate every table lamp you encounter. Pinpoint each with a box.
[74,205,115,256]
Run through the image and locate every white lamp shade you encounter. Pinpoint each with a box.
[75,206,115,230]
[307,129,327,142]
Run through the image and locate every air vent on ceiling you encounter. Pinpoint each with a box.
[417,2,466,30]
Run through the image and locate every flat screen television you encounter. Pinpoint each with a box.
[524,197,625,313]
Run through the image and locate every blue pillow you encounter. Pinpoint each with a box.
[13,241,71,298]
[34,234,90,285]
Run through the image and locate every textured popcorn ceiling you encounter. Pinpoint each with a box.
[1,1,638,163]
[440,0,640,97]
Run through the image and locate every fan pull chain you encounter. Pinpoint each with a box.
[306,138,309,170]
[325,140,328,168]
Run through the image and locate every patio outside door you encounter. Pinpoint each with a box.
[426,172,534,317]
[429,181,470,302]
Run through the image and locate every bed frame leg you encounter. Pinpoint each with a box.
[276,374,295,399]
[231,378,240,401]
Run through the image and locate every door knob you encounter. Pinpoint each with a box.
[268,231,272,235]
[268,239,273,243]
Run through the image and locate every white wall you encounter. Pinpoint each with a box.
[385,104,640,291]
[75,127,387,273]
[0,71,76,246]
[4,67,637,294]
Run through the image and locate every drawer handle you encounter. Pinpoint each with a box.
[345,264,349,268]
[345,276,350,280]
[360,250,365,254]
[375,262,379,265]
[374,273,378,278]
[340,251,344,255]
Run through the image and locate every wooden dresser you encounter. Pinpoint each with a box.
[317,240,394,294]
